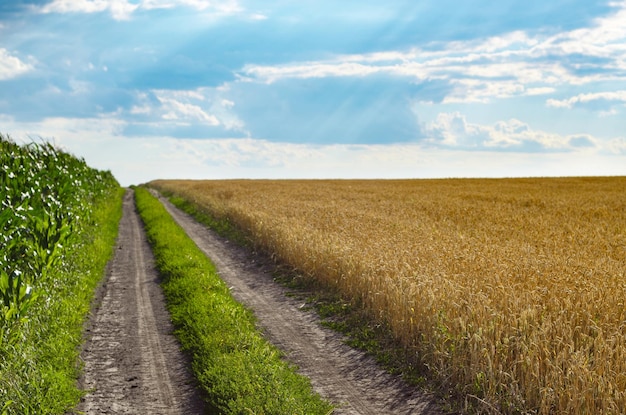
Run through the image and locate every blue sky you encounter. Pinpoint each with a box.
[1,0,625,185]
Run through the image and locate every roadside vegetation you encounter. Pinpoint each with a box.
[134,187,333,415]
[0,134,123,414]
[151,177,626,415]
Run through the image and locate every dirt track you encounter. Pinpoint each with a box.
[76,189,445,414]
[76,190,206,414]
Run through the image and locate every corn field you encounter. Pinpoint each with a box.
[151,178,626,415]
[1,133,120,413]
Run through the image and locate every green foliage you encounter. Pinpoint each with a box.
[135,187,333,415]
[0,133,123,414]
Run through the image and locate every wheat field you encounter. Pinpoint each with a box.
[151,177,626,414]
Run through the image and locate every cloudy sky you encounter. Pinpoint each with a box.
[1,0,625,185]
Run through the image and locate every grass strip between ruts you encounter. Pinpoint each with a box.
[134,187,333,415]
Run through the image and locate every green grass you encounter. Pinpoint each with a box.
[134,187,333,415]
[0,134,123,414]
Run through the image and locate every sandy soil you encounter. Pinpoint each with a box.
[75,190,206,414]
[156,191,446,415]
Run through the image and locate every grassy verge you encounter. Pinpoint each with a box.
[134,187,333,415]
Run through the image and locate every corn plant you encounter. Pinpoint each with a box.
[0,135,110,330]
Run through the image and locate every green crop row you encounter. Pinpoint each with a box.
[135,187,333,414]
[0,134,123,414]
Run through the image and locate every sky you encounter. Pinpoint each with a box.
[1,0,625,185]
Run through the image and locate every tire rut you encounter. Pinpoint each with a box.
[76,189,205,414]
[156,191,444,415]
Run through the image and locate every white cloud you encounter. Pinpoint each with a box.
[247,13,268,21]
[444,80,525,103]
[607,137,626,154]
[546,91,626,109]
[424,112,598,152]
[0,49,33,80]
[141,0,241,13]
[131,88,246,132]
[221,99,235,108]
[37,0,241,20]
[542,2,626,59]
[241,62,384,84]
[157,96,220,125]
[38,0,138,20]
[526,87,556,96]
[242,48,572,102]
[241,2,626,103]
[130,105,152,115]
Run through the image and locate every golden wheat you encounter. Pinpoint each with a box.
[151,177,626,414]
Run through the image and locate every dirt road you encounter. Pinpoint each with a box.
[77,189,444,414]
[76,190,206,414]
[156,192,444,415]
